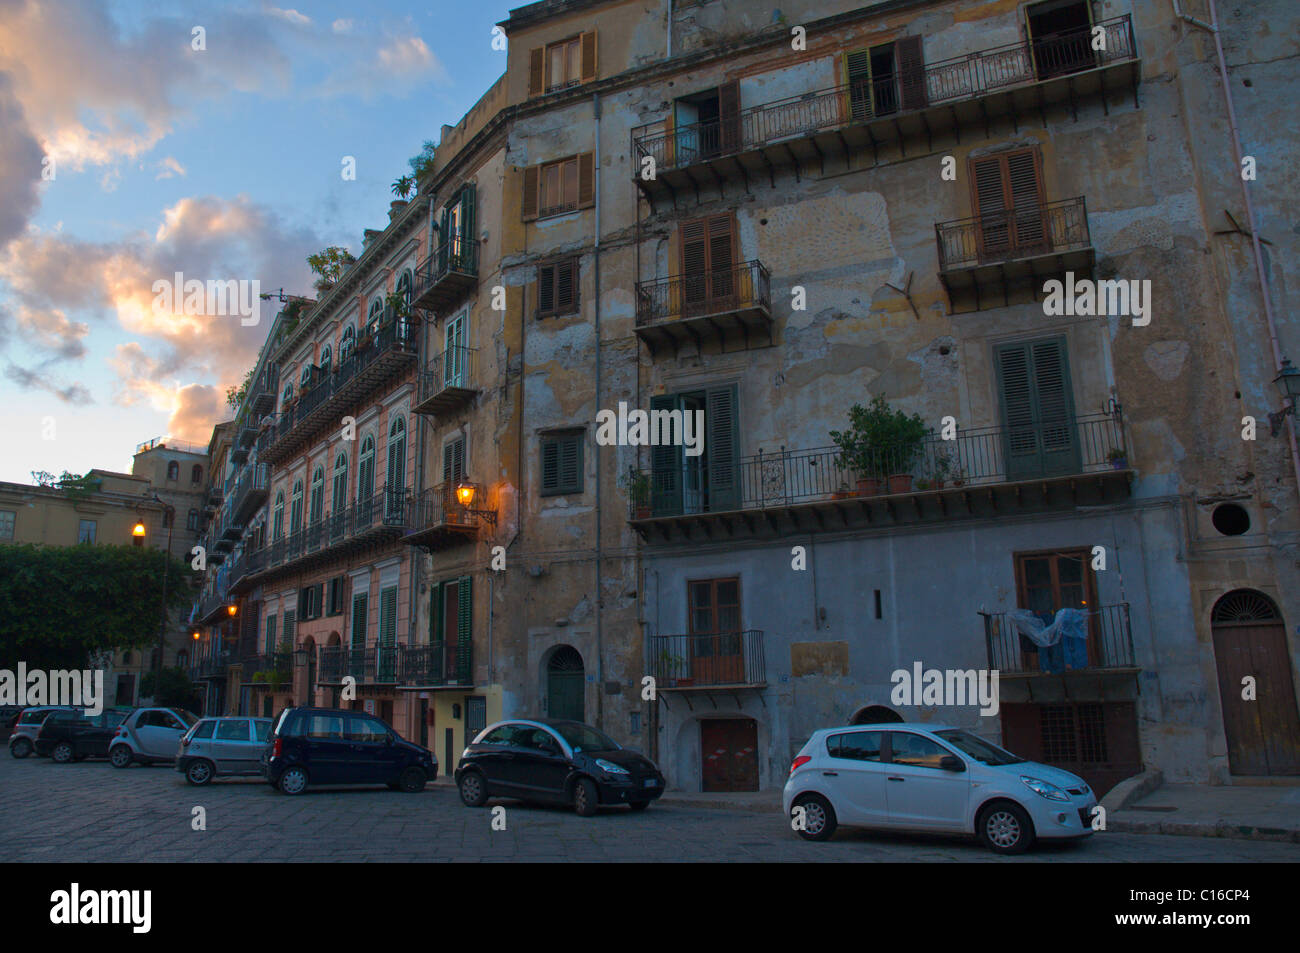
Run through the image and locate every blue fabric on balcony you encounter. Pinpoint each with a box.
[1006,607,1089,673]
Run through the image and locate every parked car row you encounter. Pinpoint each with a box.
[6,704,1095,851]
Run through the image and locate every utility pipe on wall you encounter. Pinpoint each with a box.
[593,90,606,731]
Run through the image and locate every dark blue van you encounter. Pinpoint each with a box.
[264,706,436,795]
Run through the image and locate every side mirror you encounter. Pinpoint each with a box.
[940,755,966,773]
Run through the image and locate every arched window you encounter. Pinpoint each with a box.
[167,461,179,480]
[187,508,199,531]
[282,382,294,406]
[332,451,348,516]
[387,416,406,493]
[272,491,285,539]
[300,363,312,387]
[358,435,375,502]
[191,464,202,483]
[367,298,384,336]
[290,479,304,533]
[395,270,413,341]
[309,465,325,524]
[340,326,355,362]
[319,345,332,376]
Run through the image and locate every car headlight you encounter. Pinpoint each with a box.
[1020,776,1070,802]
[595,758,629,775]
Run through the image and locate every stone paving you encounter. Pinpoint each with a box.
[3,755,1298,862]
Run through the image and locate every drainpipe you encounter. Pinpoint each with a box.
[666,0,673,58]
[593,91,606,731]
[1180,0,1300,500]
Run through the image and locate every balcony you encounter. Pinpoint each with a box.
[229,462,270,526]
[412,347,478,419]
[248,365,279,416]
[411,236,478,315]
[193,591,233,626]
[194,651,232,680]
[237,651,292,687]
[631,16,1138,205]
[936,196,1094,311]
[207,485,222,506]
[635,260,772,356]
[248,488,412,582]
[260,320,417,466]
[402,484,482,551]
[398,642,473,689]
[227,547,265,594]
[317,645,401,686]
[649,631,766,690]
[630,412,1131,542]
[982,602,1137,677]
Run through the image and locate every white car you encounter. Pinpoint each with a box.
[782,723,1097,854]
[108,707,199,767]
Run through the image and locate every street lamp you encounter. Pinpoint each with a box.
[1269,358,1300,437]
[132,520,146,546]
[142,494,176,696]
[454,480,498,525]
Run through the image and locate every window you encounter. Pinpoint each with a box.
[265,614,277,654]
[282,382,293,406]
[0,510,13,541]
[679,214,736,309]
[444,312,468,388]
[166,461,179,481]
[1027,0,1096,81]
[395,270,414,340]
[387,417,407,493]
[272,491,285,540]
[299,364,312,387]
[319,345,332,376]
[216,720,251,742]
[672,83,739,162]
[888,732,951,769]
[192,720,217,740]
[528,31,597,96]
[304,714,345,739]
[77,520,96,544]
[358,436,376,502]
[540,432,583,496]
[969,148,1045,256]
[309,466,325,524]
[432,576,472,681]
[253,720,272,742]
[994,337,1077,479]
[367,298,384,336]
[347,716,390,743]
[522,154,594,220]
[162,508,172,529]
[843,37,926,121]
[332,451,348,518]
[191,464,202,483]
[290,480,304,533]
[327,576,347,616]
[187,509,200,531]
[1013,548,1098,670]
[299,584,323,620]
[537,258,579,318]
[350,591,368,649]
[827,730,884,761]
[283,609,296,646]
[442,435,466,490]
[340,326,355,362]
[649,384,739,516]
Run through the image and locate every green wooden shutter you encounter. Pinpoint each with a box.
[456,575,472,683]
[705,384,740,511]
[650,394,682,516]
[380,587,397,646]
[459,185,476,270]
[265,615,277,654]
[541,438,559,494]
[995,338,1078,480]
[559,434,581,493]
[350,592,367,649]
[438,204,451,272]
[283,609,296,649]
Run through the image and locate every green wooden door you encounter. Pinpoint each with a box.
[547,646,585,722]
[995,338,1079,480]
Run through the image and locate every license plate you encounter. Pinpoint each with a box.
[644,779,658,788]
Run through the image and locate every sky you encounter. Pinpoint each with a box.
[0,0,515,483]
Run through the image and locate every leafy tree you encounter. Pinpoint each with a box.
[226,367,255,410]
[140,667,202,710]
[391,175,415,199]
[408,141,436,182]
[0,543,195,671]
[307,246,356,296]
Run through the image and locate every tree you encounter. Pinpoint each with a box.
[226,367,255,410]
[408,141,436,182]
[391,175,415,199]
[307,246,356,296]
[0,543,195,671]
[140,667,202,710]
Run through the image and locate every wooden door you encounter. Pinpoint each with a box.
[1015,549,1100,670]
[1211,591,1300,775]
[701,718,759,792]
[689,578,743,685]
[679,215,736,315]
[970,149,1047,259]
[995,338,1080,481]
[547,646,585,722]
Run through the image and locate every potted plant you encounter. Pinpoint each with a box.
[915,477,932,491]
[627,466,652,519]
[831,481,852,500]
[925,449,955,490]
[657,647,690,686]
[1107,447,1128,470]
[831,394,928,496]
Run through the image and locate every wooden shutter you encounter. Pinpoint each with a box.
[380,587,397,647]
[350,593,366,648]
[580,31,597,82]
[844,49,872,121]
[680,215,736,309]
[460,184,476,262]
[706,384,740,511]
[522,166,539,221]
[650,395,682,516]
[283,609,296,647]
[528,47,544,97]
[560,435,581,492]
[556,258,577,312]
[1007,150,1046,248]
[995,338,1078,480]
[679,218,709,310]
[971,155,1010,254]
[970,149,1044,255]
[538,263,556,315]
[541,438,559,493]
[442,437,465,485]
[707,215,736,301]
[265,615,277,654]
[578,152,595,207]
[897,36,927,110]
[718,80,741,152]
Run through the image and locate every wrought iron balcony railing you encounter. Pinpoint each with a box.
[629,412,1128,519]
[399,642,473,687]
[936,197,1091,271]
[982,602,1136,674]
[403,484,482,549]
[413,347,478,417]
[229,461,270,525]
[253,487,411,578]
[412,236,478,312]
[317,645,401,685]
[648,631,766,688]
[631,16,1136,177]
[635,260,772,328]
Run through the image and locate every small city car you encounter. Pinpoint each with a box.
[456,719,666,816]
[8,706,75,758]
[34,708,131,762]
[110,707,199,767]
[177,716,273,784]
[263,706,436,795]
[783,723,1098,854]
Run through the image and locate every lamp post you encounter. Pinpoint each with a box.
[145,494,176,696]
[1269,358,1300,437]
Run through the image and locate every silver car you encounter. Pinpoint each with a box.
[8,706,74,758]
[176,716,273,785]
[109,707,198,767]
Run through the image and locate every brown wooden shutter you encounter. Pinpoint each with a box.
[522,165,539,221]
[1006,150,1046,248]
[718,80,741,152]
[580,31,597,82]
[556,258,577,312]
[680,218,708,310]
[528,48,544,97]
[708,214,736,299]
[971,155,1010,254]
[538,263,555,315]
[578,152,595,207]
[844,49,872,121]
[897,36,927,110]
[970,149,1044,254]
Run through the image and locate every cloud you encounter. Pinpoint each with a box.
[0,72,45,249]
[13,305,89,359]
[266,7,311,28]
[167,382,225,443]
[331,19,354,34]
[316,30,447,99]
[154,157,186,180]
[3,360,93,404]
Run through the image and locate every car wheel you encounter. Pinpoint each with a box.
[573,777,599,817]
[458,770,488,807]
[186,760,214,786]
[628,801,650,812]
[10,738,32,758]
[277,765,309,795]
[399,767,427,793]
[979,802,1035,855]
[109,745,134,769]
[51,742,74,764]
[793,793,837,841]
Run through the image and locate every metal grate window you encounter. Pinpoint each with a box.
[1076,702,1108,763]
[1039,704,1076,763]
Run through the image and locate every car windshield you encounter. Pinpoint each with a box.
[550,723,619,753]
[175,710,199,727]
[934,729,1026,765]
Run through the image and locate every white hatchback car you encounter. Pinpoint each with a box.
[783,723,1097,854]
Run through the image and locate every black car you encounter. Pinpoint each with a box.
[34,708,131,762]
[455,719,665,816]
[264,706,437,795]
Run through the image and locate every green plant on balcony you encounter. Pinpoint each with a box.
[1107,446,1129,469]
[307,246,356,297]
[657,647,690,684]
[408,140,437,187]
[627,466,652,518]
[391,175,415,200]
[831,394,928,495]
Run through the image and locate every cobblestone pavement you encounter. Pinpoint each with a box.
[4,755,1297,862]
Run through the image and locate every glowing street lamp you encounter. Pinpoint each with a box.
[132,520,146,546]
[453,480,497,525]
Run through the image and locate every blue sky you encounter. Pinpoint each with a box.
[0,0,515,482]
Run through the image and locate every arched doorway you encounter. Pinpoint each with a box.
[1211,589,1300,775]
[546,646,585,722]
[851,704,904,725]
